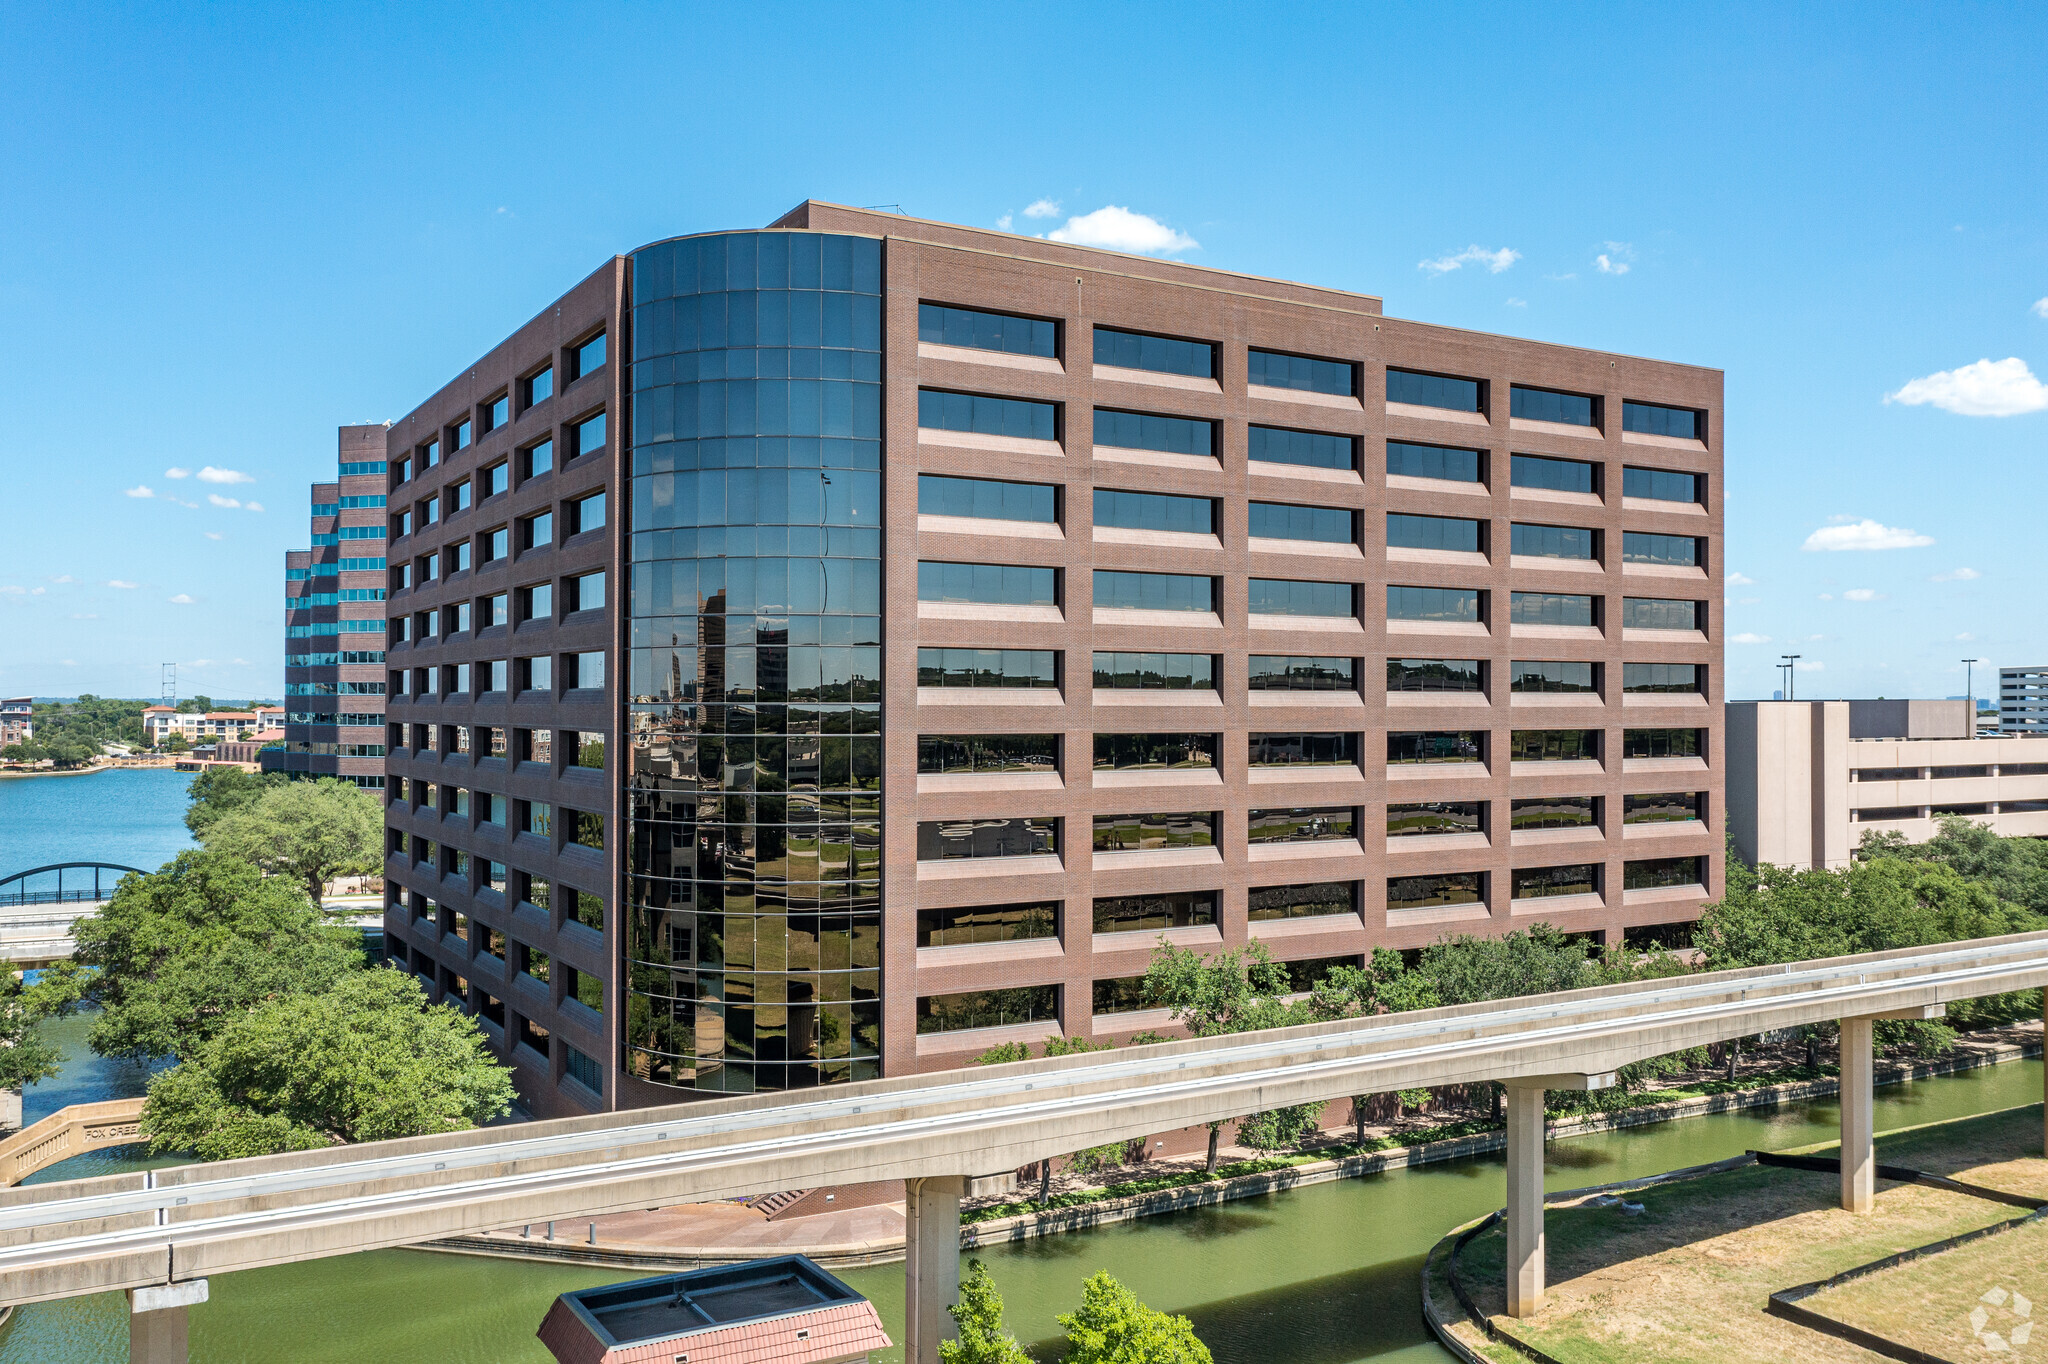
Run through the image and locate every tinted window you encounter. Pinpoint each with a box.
[1511,454,1596,493]
[1624,855,1702,889]
[917,986,1058,1034]
[1387,658,1482,692]
[1249,502,1353,543]
[525,366,553,407]
[1387,441,1481,482]
[916,561,1058,606]
[1094,891,1217,934]
[1093,327,1214,378]
[1622,401,1700,440]
[573,412,606,458]
[1386,585,1479,622]
[919,647,1058,689]
[1511,523,1596,559]
[1249,348,1354,396]
[1513,863,1596,898]
[1388,872,1482,910]
[918,303,1057,358]
[1388,368,1482,412]
[1250,579,1355,618]
[1510,385,1595,426]
[572,332,607,379]
[1621,597,1699,630]
[918,474,1057,523]
[1093,409,1214,457]
[1247,732,1358,765]
[1092,811,1216,851]
[1623,728,1703,759]
[1248,425,1355,470]
[1512,796,1595,830]
[916,901,1060,948]
[1094,570,1214,612]
[919,389,1059,441]
[1623,466,1701,502]
[1388,731,1482,764]
[1510,730,1598,762]
[1093,733,1216,770]
[1509,591,1595,627]
[1624,792,1701,824]
[1387,514,1480,553]
[1093,652,1215,690]
[917,816,1059,861]
[1623,663,1702,693]
[918,734,1060,774]
[1247,882,1356,921]
[1388,803,1482,836]
[1248,806,1356,843]
[1095,488,1216,534]
[1623,532,1701,567]
[1511,660,1595,693]
[1247,655,1356,691]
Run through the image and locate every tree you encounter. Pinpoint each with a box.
[1058,1272,1213,1364]
[941,1262,1031,1364]
[199,778,382,900]
[183,766,285,836]
[139,968,514,1159]
[70,851,363,1062]
[176,694,214,715]
[162,732,189,754]
[0,967,89,1090]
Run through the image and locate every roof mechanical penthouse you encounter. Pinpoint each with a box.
[374,200,1723,1117]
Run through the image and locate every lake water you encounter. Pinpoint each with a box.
[0,768,197,883]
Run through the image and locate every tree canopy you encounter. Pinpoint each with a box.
[70,850,363,1062]
[139,969,515,1160]
[0,968,88,1090]
[197,777,382,900]
[1058,1272,1213,1364]
[183,766,286,836]
[941,1261,1032,1364]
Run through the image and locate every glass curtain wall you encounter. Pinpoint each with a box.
[624,231,885,1092]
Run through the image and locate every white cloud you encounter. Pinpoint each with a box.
[1796,660,1825,672]
[1047,206,1198,255]
[1802,518,1934,551]
[196,466,254,485]
[203,531,225,541]
[1817,592,1834,601]
[1932,567,1981,582]
[48,574,75,584]
[1726,571,1756,586]
[232,658,248,666]
[1419,244,1520,276]
[164,467,190,479]
[1885,357,2048,417]
[2032,298,2048,320]
[1595,254,1627,274]
[167,593,196,605]
[995,213,1013,231]
[59,660,75,668]
[1730,632,1772,644]
[1505,297,1527,307]
[1841,588,1884,601]
[0,586,24,596]
[70,613,96,621]
[207,494,241,508]
[1544,272,1578,282]
[123,485,154,499]
[106,579,137,589]
[1021,198,1060,219]
[1595,241,1635,275]
[244,501,263,513]
[1956,632,1976,641]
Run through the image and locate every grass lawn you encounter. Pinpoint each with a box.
[1432,1104,2047,1364]
[1812,1211,2046,1357]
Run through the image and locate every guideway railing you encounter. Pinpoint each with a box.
[0,931,2042,1364]
[0,863,144,909]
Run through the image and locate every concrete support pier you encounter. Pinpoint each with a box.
[1500,1071,1614,1319]
[127,1280,206,1364]
[1838,1015,1875,1213]
[903,1175,967,1364]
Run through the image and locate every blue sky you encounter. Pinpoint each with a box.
[3,3,2043,703]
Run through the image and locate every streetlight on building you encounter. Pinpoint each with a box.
[1780,654,1801,701]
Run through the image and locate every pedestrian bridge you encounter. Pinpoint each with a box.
[3,931,2045,1364]
[0,864,144,965]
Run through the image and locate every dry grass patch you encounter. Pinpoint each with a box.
[1435,1105,2046,1364]
[1812,1215,2048,1358]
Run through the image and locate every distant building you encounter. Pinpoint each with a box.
[265,425,391,789]
[142,707,283,746]
[0,698,31,748]
[2001,666,2048,736]
[1726,699,2048,870]
[536,1257,890,1364]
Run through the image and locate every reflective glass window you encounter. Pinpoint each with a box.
[1510,386,1596,426]
[918,474,1056,523]
[1386,585,1479,622]
[1621,402,1701,440]
[1094,570,1213,613]
[1386,441,1481,482]
[1509,591,1594,626]
[1388,514,1481,552]
[1623,466,1701,502]
[1248,348,1354,396]
[1249,501,1353,543]
[1623,532,1701,567]
[1093,327,1214,378]
[1248,425,1355,471]
[1387,369,1482,411]
[1092,409,1213,457]
[1621,597,1699,630]
[1510,454,1596,493]
[918,303,1057,357]
[1250,579,1355,618]
[918,389,1058,441]
[1094,488,1215,535]
[1511,523,1596,559]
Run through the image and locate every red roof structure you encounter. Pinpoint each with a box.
[536,1256,891,1364]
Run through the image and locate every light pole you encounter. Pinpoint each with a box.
[1963,658,1980,739]
[1781,654,1801,701]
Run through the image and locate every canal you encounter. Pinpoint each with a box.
[0,1008,2037,1363]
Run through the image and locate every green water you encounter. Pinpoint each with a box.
[1,1009,2039,1363]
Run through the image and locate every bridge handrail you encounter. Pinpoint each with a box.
[0,863,145,905]
[0,1100,147,1188]
[0,931,2039,1305]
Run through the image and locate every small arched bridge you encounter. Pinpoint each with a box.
[0,863,143,964]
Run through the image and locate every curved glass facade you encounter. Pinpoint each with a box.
[624,231,884,1092]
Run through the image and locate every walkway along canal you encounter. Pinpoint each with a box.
[0,1011,2038,1364]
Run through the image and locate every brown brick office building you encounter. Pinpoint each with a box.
[378,202,1722,1118]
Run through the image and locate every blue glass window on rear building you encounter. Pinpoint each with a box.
[1387,369,1482,412]
[1250,579,1356,618]
[1092,328,1214,379]
[1248,425,1355,471]
[918,475,1056,523]
[1093,489,1214,535]
[1510,386,1596,426]
[1250,502,1354,544]
[1387,441,1481,482]
[1623,467,1701,503]
[1093,409,1214,457]
[1387,514,1481,553]
[1248,349,1354,396]
[1510,454,1596,494]
[918,303,1057,358]
[1094,571,1214,613]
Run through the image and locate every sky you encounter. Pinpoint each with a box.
[2,3,2043,704]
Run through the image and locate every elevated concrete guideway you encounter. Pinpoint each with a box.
[5,932,2046,1364]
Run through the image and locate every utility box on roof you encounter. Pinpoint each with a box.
[536,1255,891,1364]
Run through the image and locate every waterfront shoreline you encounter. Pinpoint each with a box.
[418,1030,2045,1272]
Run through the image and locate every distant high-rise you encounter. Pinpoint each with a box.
[265,425,391,788]
[2001,666,2048,735]
[377,203,1724,1119]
